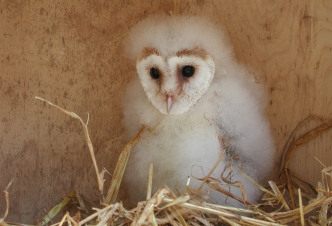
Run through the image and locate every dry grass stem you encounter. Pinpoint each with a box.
[3,101,329,225]
[77,204,114,225]
[95,203,119,226]
[194,148,226,198]
[35,96,104,195]
[57,212,78,226]
[268,181,290,210]
[206,180,252,207]
[284,119,332,169]
[43,191,76,226]
[280,115,326,172]
[147,164,153,200]
[298,189,304,226]
[279,115,332,210]
[105,126,145,204]
[0,180,13,224]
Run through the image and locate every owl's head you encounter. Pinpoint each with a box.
[126,15,233,115]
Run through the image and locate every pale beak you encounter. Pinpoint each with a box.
[166,94,174,114]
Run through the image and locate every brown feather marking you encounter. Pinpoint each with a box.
[137,47,160,62]
[176,48,208,60]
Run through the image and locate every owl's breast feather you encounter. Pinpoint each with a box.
[122,73,275,205]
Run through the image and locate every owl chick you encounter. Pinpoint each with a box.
[122,15,275,207]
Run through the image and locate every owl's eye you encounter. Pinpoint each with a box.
[150,68,160,79]
[182,65,195,78]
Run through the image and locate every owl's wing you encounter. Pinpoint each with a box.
[211,66,275,181]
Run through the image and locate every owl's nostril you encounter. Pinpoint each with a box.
[166,94,175,114]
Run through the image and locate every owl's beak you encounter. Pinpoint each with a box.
[166,94,174,114]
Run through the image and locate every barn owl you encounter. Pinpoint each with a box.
[122,15,275,207]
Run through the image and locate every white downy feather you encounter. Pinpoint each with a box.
[122,15,275,207]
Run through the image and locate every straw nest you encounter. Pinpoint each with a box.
[0,98,331,226]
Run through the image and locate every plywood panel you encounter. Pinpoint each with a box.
[0,0,331,223]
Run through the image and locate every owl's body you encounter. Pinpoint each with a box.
[122,15,275,207]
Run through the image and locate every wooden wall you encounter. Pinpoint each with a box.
[0,0,331,223]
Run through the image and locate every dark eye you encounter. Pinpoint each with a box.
[182,65,195,78]
[150,68,160,79]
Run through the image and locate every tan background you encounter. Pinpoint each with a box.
[0,0,331,223]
